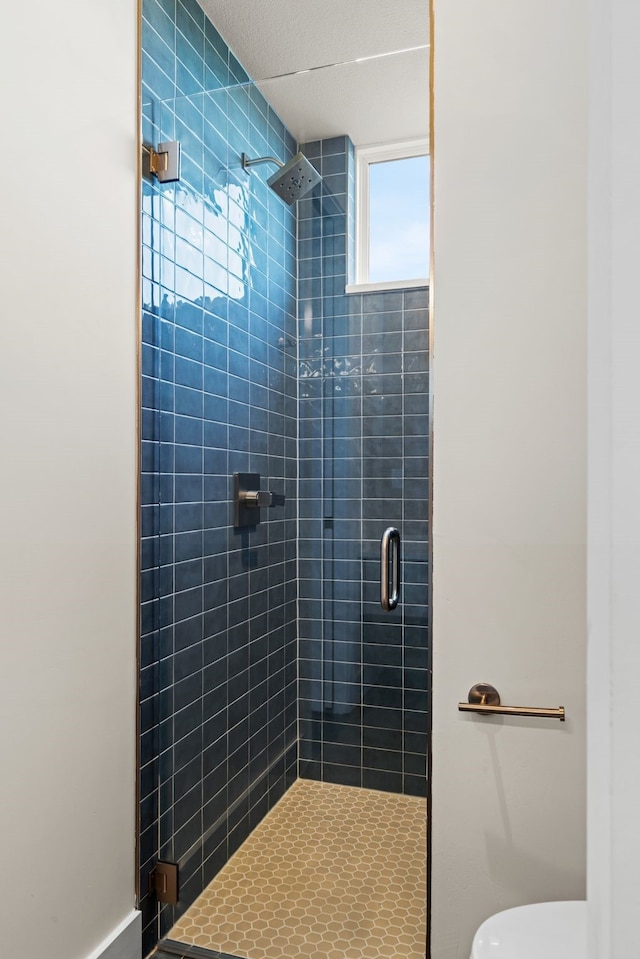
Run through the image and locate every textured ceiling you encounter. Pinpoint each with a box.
[256,49,428,147]
[197,0,429,146]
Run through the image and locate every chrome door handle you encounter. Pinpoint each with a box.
[380,527,401,611]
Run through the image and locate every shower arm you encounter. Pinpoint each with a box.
[241,153,285,172]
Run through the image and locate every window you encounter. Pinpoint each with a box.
[349,140,430,292]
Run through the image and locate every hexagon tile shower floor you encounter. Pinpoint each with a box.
[165,779,427,959]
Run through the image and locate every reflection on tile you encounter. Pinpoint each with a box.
[167,779,427,959]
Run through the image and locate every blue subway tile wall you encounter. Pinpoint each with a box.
[297,137,429,797]
[140,2,298,953]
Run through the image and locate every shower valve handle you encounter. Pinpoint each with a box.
[240,489,275,508]
[233,473,285,528]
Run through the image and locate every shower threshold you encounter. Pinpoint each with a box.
[158,779,427,959]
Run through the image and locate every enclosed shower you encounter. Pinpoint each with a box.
[139,6,429,958]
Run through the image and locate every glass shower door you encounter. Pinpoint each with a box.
[298,201,430,797]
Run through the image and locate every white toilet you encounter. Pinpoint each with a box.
[470,900,587,958]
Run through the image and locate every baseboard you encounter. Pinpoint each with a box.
[85,910,141,959]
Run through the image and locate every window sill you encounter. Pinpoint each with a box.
[345,279,429,294]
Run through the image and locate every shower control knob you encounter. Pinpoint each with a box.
[241,490,273,508]
[233,473,285,528]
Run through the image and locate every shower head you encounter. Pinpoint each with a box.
[241,151,322,204]
[267,152,322,204]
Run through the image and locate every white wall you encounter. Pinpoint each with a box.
[587,1,640,955]
[430,3,587,956]
[0,2,139,958]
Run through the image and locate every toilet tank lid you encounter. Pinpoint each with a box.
[470,901,587,959]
